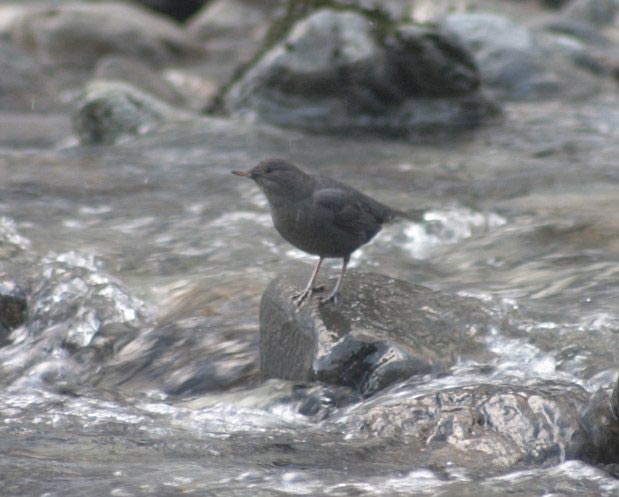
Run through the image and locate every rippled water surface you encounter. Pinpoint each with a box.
[1,96,618,495]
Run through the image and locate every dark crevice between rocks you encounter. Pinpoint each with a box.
[0,289,27,347]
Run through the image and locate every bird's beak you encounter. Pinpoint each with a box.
[232,170,252,177]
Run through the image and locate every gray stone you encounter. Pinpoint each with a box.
[260,271,494,395]
[562,0,619,26]
[440,12,604,99]
[71,80,194,144]
[6,2,204,69]
[384,24,481,97]
[441,13,534,53]
[225,8,496,135]
[187,0,286,83]
[188,0,282,41]
[571,377,619,465]
[337,381,588,470]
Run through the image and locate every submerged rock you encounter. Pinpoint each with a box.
[260,271,495,395]
[336,381,588,471]
[72,80,194,144]
[224,8,496,136]
[6,2,204,69]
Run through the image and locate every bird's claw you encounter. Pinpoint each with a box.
[292,285,326,307]
[319,292,339,306]
[292,289,311,306]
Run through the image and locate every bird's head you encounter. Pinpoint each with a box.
[232,158,312,200]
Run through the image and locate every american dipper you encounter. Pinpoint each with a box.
[232,158,406,305]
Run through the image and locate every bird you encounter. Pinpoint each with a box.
[232,158,407,305]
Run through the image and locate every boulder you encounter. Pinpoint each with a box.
[571,376,619,465]
[440,12,604,99]
[93,278,263,395]
[71,80,194,144]
[562,0,619,26]
[440,13,553,99]
[187,0,285,85]
[260,271,495,395]
[224,8,497,136]
[0,251,150,389]
[336,381,588,471]
[6,2,204,69]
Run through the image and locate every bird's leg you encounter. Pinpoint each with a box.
[293,257,323,306]
[320,255,350,305]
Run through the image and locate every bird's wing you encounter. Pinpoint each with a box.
[313,187,387,236]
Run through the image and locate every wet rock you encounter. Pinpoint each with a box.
[383,24,481,97]
[441,13,533,53]
[71,80,194,144]
[571,377,619,465]
[27,252,149,347]
[337,381,588,471]
[5,2,204,69]
[0,251,149,389]
[440,12,603,99]
[260,271,494,395]
[94,278,261,395]
[224,8,496,136]
[440,13,552,99]
[562,0,619,26]
[0,284,27,345]
[130,0,209,22]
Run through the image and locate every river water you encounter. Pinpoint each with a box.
[1,93,618,495]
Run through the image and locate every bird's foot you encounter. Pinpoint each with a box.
[292,285,326,307]
[318,291,339,306]
[292,289,310,306]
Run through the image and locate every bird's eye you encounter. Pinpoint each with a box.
[264,168,272,174]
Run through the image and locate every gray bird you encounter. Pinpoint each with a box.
[232,158,406,305]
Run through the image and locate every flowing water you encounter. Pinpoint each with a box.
[1,94,618,495]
